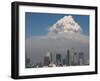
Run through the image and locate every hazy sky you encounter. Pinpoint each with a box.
[25,12,89,38]
[25,12,89,65]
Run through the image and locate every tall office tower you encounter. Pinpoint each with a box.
[25,58,31,68]
[78,52,84,65]
[63,58,66,66]
[25,53,31,68]
[44,56,50,66]
[26,58,30,65]
[56,53,62,66]
[73,52,78,65]
[46,51,53,64]
[65,49,70,66]
[44,52,50,66]
[69,48,75,65]
[50,52,53,63]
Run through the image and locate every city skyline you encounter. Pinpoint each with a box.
[26,47,89,68]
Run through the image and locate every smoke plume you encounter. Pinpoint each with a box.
[48,15,82,35]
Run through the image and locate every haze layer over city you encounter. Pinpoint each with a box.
[25,13,89,68]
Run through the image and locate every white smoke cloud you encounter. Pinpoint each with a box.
[48,15,82,35]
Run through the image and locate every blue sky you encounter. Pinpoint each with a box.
[25,12,89,38]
